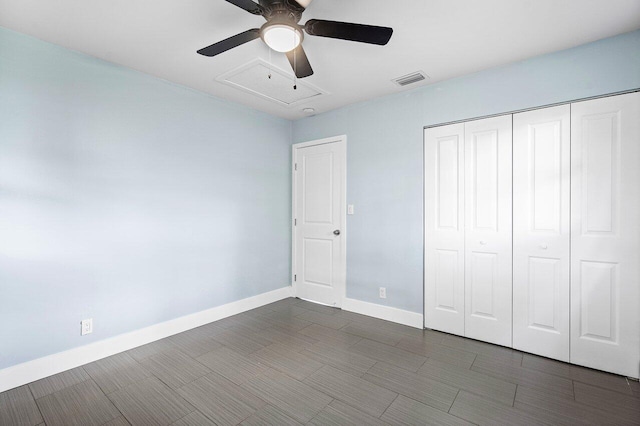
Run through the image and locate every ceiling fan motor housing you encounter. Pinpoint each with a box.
[259,0,304,23]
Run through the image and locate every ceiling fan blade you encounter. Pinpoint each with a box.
[224,0,264,15]
[197,29,261,57]
[304,19,393,45]
[286,45,313,78]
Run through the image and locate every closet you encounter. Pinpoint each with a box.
[424,91,640,378]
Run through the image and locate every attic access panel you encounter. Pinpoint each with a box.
[217,59,326,107]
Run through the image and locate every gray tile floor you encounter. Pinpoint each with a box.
[2,297,639,426]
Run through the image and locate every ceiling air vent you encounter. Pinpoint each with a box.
[393,71,429,87]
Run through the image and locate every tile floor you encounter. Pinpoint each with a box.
[1,297,639,425]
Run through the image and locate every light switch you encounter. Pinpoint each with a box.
[347,204,354,215]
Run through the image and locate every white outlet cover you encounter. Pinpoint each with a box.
[347,204,355,215]
[379,287,387,298]
[81,319,93,336]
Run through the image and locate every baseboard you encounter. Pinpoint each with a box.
[0,286,293,393]
[341,297,423,329]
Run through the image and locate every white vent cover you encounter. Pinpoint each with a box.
[393,71,429,87]
[217,59,325,107]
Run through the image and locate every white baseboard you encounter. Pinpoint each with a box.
[341,298,423,329]
[0,286,293,393]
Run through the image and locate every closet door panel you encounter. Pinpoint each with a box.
[424,124,465,335]
[513,105,570,361]
[571,92,640,379]
[464,115,512,347]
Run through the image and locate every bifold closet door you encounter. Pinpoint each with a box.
[424,124,465,335]
[513,105,570,361]
[571,92,640,379]
[464,115,513,347]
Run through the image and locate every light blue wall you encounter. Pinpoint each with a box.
[0,27,292,370]
[293,30,640,314]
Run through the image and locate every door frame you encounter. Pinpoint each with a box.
[291,135,347,307]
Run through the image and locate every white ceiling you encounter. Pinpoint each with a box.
[1,0,639,120]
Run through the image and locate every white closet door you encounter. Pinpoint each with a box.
[424,124,465,335]
[571,92,640,379]
[464,115,513,347]
[513,105,570,361]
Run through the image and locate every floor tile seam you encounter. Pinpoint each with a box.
[468,364,576,396]
[184,405,227,426]
[249,354,326,382]
[301,369,396,407]
[298,349,370,376]
[347,349,425,374]
[25,381,46,424]
[84,358,153,395]
[571,387,640,414]
[310,379,398,421]
[350,335,424,356]
[404,390,480,426]
[144,364,212,393]
[513,398,623,426]
[512,399,579,423]
[338,327,402,346]
[303,340,380,364]
[362,360,380,376]
[447,388,462,414]
[192,351,226,373]
[570,377,636,396]
[300,402,337,426]
[516,386,637,420]
[423,359,521,390]
[35,376,124,426]
[377,392,400,420]
[240,374,336,421]
[451,386,520,412]
[142,346,209,369]
[361,365,473,410]
[360,370,468,413]
[521,356,635,387]
[31,375,99,402]
[106,373,186,415]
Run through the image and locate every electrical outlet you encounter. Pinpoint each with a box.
[379,287,387,299]
[81,318,93,336]
[347,204,355,215]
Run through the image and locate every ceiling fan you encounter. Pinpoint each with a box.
[197,0,393,78]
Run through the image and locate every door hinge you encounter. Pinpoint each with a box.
[294,218,297,226]
[294,274,297,281]
[295,163,297,171]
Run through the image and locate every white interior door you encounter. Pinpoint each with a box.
[293,137,346,307]
[513,105,570,361]
[424,124,466,335]
[464,115,513,347]
[570,92,640,379]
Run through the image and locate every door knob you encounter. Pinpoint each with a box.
[479,241,487,245]
[333,230,341,236]
[540,244,548,250]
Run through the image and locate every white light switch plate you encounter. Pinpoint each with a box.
[347,204,354,215]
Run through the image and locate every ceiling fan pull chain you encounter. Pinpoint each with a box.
[293,29,297,90]
[268,47,272,79]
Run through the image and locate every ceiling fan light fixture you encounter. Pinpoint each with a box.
[262,24,302,53]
